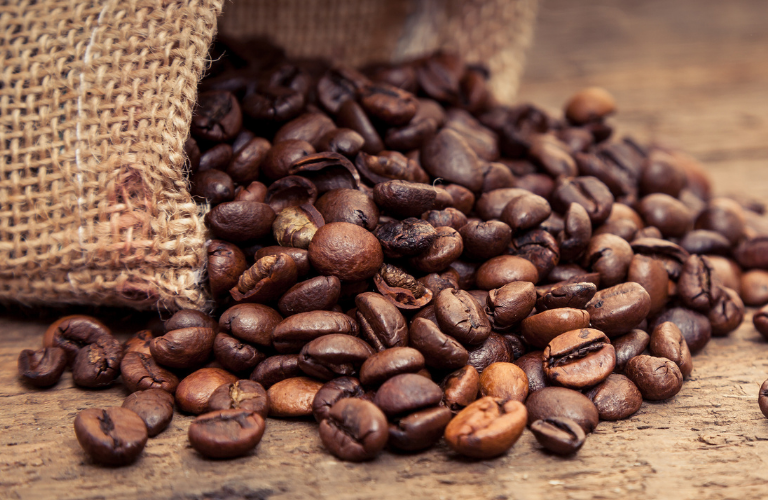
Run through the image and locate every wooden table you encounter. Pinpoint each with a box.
[2,0,768,498]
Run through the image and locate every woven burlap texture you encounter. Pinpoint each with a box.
[217,0,539,103]
[0,0,223,312]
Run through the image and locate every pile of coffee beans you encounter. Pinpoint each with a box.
[18,40,768,464]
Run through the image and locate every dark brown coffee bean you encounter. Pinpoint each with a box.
[351,292,407,352]
[441,366,480,413]
[207,380,268,418]
[536,282,596,311]
[191,91,242,142]
[165,310,217,333]
[272,311,358,353]
[288,151,362,194]
[706,256,742,294]
[695,197,746,245]
[150,327,215,369]
[525,386,599,433]
[334,100,382,154]
[445,108,499,161]
[586,282,651,337]
[175,368,237,415]
[612,329,650,372]
[528,134,578,177]
[499,192,551,234]
[639,149,687,197]
[120,352,179,394]
[679,230,731,256]
[409,318,468,371]
[741,270,768,306]
[421,128,484,192]
[317,128,365,157]
[319,398,388,461]
[219,303,282,348]
[630,237,690,280]
[627,254,669,316]
[373,181,439,219]
[359,83,418,125]
[308,222,383,281]
[388,406,452,452]
[268,376,325,417]
[356,149,430,184]
[585,373,642,421]
[213,332,266,374]
[459,220,512,261]
[43,315,111,365]
[638,193,692,238]
[759,379,768,418]
[198,143,233,172]
[298,334,374,380]
[191,169,234,206]
[476,255,539,290]
[514,352,548,393]
[558,203,592,262]
[277,276,341,317]
[275,112,336,149]
[552,176,614,225]
[315,188,379,231]
[565,87,616,124]
[520,308,591,349]
[255,247,310,278]
[374,373,443,418]
[207,240,248,299]
[467,332,511,373]
[123,330,154,356]
[754,305,768,340]
[474,188,526,220]
[508,229,560,281]
[317,66,369,113]
[422,207,468,231]
[530,417,586,455]
[188,409,265,459]
[359,347,425,387]
[18,347,66,388]
[312,377,366,422]
[230,254,298,304]
[485,281,537,329]
[74,407,148,466]
[264,175,318,214]
[677,254,723,313]
[649,322,693,378]
[205,201,276,243]
[374,218,437,259]
[625,355,683,401]
[444,397,527,459]
[72,335,122,388]
[434,289,492,346]
[543,328,615,389]
[122,389,174,437]
[250,354,300,388]
[583,233,634,287]
[652,307,711,353]
[479,362,529,402]
[261,139,315,181]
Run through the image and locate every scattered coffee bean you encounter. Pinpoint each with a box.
[122,389,174,437]
[530,417,585,455]
[188,409,266,459]
[444,397,527,459]
[18,347,66,388]
[74,407,148,466]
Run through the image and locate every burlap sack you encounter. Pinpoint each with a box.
[0,0,537,313]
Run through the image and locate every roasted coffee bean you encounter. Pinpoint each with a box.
[444,397,527,459]
[74,408,148,466]
[271,204,324,249]
[275,112,336,149]
[120,352,179,394]
[213,332,266,374]
[208,240,248,299]
[353,292,408,352]
[679,230,731,256]
[475,188,527,221]
[421,128,485,192]
[336,100,383,154]
[374,373,443,418]
[219,303,282,348]
[565,87,616,124]
[649,322,693,378]
[459,220,512,261]
[479,362,529,402]
[191,91,242,142]
[250,354,300,388]
[486,281,537,329]
[17,347,66,388]
[422,208,468,231]
[308,222,383,281]
[373,263,433,309]
[441,366,480,413]
[467,333,511,373]
[558,203,592,262]
[627,254,669,316]
[434,289,492,346]
[278,276,341,316]
[288,152,362,194]
[317,128,365,157]
[231,254,298,303]
[500,193,551,234]
[476,255,539,290]
[409,318,468,371]
[586,282,651,337]
[123,330,154,356]
[583,234,634,287]
[548,264,598,284]
[312,377,366,422]
[508,229,560,280]
[205,201,276,242]
[165,310,217,332]
[72,335,123,388]
[188,409,266,459]
[185,136,201,171]
[122,389,174,437]
[651,307,711,353]
[740,270,768,306]
[207,380,269,418]
[754,305,768,340]
[530,417,586,455]
[536,282,596,311]
[677,254,723,312]
[543,329,615,389]
[272,311,358,353]
[315,188,379,231]
[417,52,463,103]
[43,315,111,365]
[707,286,744,336]
[264,175,318,214]
[638,193,692,238]
[242,85,304,122]
[585,374,642,421]
[317,66,368,113]
[384,97,442,151]
[528,134,578,178]
[695,197,746,245]
[373,181,439,219]
[707,255,742,293]
[520,308,591,349]
[359,83,418,125]
[374,218,437,259]
[191,169,235,206]
[625,355,684,400]
[514,352,548,393]
[176,368,237,415]
[198,143,233,172]
[359,347,425,387]
[638,149,687,197]
[630,237,690,280]
[612,329,650,372]
[151,327,215,369]
[268,376,325,417]
[319,398,388,461]
[297,334,374,380]
[445,109,499,161]
[261,139,315,181]
[418,272,459,298]
[551,176,614,225]
[410,226,464,273]
[759,379,768,418]
[525,386,599,433]
[388,406,452,452]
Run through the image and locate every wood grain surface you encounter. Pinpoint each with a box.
[2,0,768,499]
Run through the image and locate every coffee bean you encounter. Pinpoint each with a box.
[213,332,266,374]
[543,328,615,389]
[649,322,693,378]
[565,87,616,124]
[191,91,242,142]
[514,351,548,393]
[188,409,266,459]
[374,373,443,418]
[612,329,650,372]
[250,354,300,388]
[707,255,742,293]
[479,362,529,402]
[359,347,425,387]
[740,270,768,306]
[199,143,233,172]
[74,408,148,466]
[475,188,527,221]
[219,303,282,348]
[17,347,66,388]
[630,237,690,280]
[151,327,216,369]
[319,398,388,461]
[317,128,365,157]
[207,380,269,418]
[72,335,123,388]
[315,188,379,231]
[527,389,597,436]
[311,377,366,422]
[584,373,642,420]
[508,229,560,280]
[528,134,578,178]
[651,307,711,353]
[500,192,551,234]
[679,230,731,256]
[410,226,464,273]
[267,376,324,417]
[759,379,768,419]
[264,175,318,214]
[374,263,434,309]
[242,85,304,122]
[120,352,180,394]
[625,355,683,400]
[678,254,723,312]
[272,311,358,353]
[122,389,174,437]
[627,254,669,316]
[208,240,248,299]
[460,220,512,262]
[695,197,746,245]
[421,128,485,192]
[583,234,634,287]
[176,368,237,415]
[261,139,315,181]
[476,255,539,290]
[409,318,468,371]
[434,289,491,346]
[530,417,586,455]
[586,282,651,337]
[441,366,480,413]
[422,208,469,231]
[278,276,341,316]
[123,330,154,356]
[467,332,511,374]
[374,218,437,258]
[165,309,217,333]
[191,169,235,205]
[444,397,527,459]
[535,282,596,311]
[308,222,383,281]
[485,281,537,329]
[205,201,276,242]
[520,308,591,349]
[275,112,337,149]
[388,406,452,452]
[336,100,383,154]
[297,334,374,380]
[552,176,614,225]
[43,315,111,365]
[638,193,692,238]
